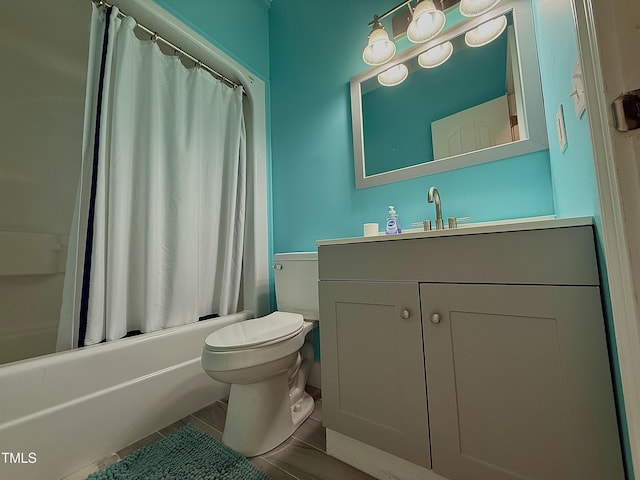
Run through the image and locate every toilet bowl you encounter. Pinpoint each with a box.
[201,252,319,457]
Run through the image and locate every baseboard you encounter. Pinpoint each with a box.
[326,429,447,480]
[308,361,322,389]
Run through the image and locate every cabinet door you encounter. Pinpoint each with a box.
[420,283,623,480]
[319,281,430,467]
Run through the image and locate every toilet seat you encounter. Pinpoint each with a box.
[204,312,304,352]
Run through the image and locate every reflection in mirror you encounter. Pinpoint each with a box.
[351,0,548,189]
[362,13,518,176]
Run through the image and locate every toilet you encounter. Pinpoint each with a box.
[201,252,319,457]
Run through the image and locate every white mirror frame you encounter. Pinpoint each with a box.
[351,0,547,189]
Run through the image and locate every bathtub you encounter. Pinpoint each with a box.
[0,311,251,480]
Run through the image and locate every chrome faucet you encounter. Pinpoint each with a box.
[427,186,444,230]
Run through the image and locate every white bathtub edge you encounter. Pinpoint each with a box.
[0,313,251,480]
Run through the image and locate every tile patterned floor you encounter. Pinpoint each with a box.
[62,388,376,480]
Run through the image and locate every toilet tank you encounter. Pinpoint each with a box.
[274,252,319,321]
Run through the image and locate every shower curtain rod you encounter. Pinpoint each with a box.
[93,0,244,92]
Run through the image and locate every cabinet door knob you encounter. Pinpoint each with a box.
[400,309,411,319]
[430,313,441,324]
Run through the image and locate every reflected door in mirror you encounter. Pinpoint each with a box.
[432,95,512,159]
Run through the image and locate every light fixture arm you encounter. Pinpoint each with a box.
[368,0,414,26]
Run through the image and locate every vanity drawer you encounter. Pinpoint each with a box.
[318,225,598,286]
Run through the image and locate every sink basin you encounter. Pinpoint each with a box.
[316,216,593,247]
[401,215,556,235]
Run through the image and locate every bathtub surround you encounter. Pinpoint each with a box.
[0,0,91,365]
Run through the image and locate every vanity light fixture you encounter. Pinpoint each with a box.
[464,14,507,47]
[362,0,445,67]
[406,0,446,44]
[377,63,409,87]
[362,17,397,66]
[417,41,454,68]
[362,0,505,86]
[459,0,501,17]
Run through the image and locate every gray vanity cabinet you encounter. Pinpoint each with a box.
[420,283,623,480]
[318,280,431,468]
[318,224,624,480]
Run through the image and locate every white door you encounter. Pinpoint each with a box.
[575,0,640,475]
[431,95,512,160]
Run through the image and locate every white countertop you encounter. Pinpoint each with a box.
[316,216,593,246]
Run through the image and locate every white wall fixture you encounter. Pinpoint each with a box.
[556,104,568,152]
[570,58,587,118]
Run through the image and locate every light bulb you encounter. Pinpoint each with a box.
[377,64,409,87]
[418,41,454,68]
[371,39,390,57]
[464,15,507,47]
[459,0,501,17]
[363,24,396,66]
[416,12,434,30]
[407,1,445,44]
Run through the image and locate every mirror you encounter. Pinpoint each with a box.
[351,0,547,189]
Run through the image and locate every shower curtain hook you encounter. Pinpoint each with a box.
[151,32,159,43]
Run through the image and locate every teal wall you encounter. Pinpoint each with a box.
[532,0,633,477]
[269,0,553,254]
[531,0,599,218]
[154,0,270,79]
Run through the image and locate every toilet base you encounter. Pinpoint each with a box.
[222,372,314,457]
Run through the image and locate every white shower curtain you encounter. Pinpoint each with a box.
[62,6,246,346]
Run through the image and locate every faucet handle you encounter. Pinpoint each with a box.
[411,220,432,231]
[447,216,471,229]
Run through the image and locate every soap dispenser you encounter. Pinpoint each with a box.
[385,205,401,234]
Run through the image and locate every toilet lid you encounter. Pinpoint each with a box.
[204,312,304,351]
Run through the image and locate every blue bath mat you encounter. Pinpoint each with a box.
[86,424,271,480]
